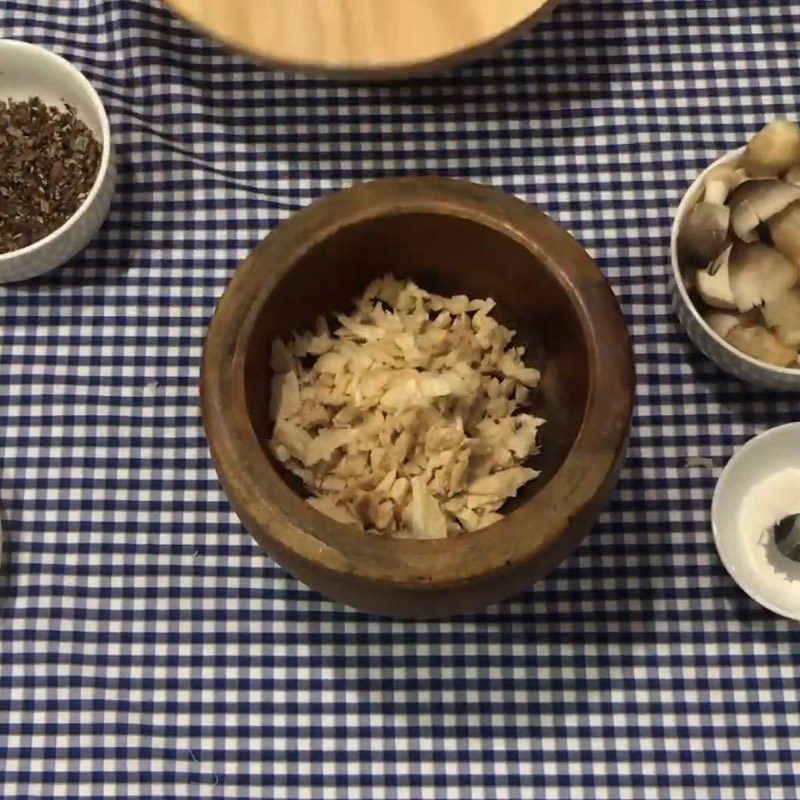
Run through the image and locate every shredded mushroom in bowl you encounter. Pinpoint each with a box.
[267,275,545,539]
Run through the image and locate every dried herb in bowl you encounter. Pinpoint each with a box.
[0,97,101,254]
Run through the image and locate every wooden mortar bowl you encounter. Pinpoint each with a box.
[201,178,634,618]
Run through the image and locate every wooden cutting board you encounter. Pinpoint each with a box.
[163,0,559,77]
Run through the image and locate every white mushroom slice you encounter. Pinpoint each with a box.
[762,290,800,347]
[474,511,505,531]
[727,179,800,242]
[337,454,369,479]
[373,501,394,531]
[305,428,358,465]
[704,309,759,340]
[272,419,312,462]
[354,369,395,405]
[392,430,412,462]
[465,492,505,512]
[443,496,467,514]
[468,297,496,314]
[409,477,448,539]
[696,248,737,310]
[392,332,423,362]
[315,351,348,374]
[272,442,292,461]
[373,469,397,495]
[767,199,800,267]
[297,400,328,429]
[380,371,466,409]
[455,507,481,531]
[389,477,409,503]
[306,496,360,527]
[417,327,449,352]
[703,166,741,205]
[430,293,470,314]
[336,315,386,342]
[437,451,466,497]
[743,120,800,177]
[786,166,800,188]
[269,370,301,422]
[306,333,333,356]
[425,426,464,453]
[728,243,798,312]
[497,353,541,387]
[266,277,544,538]
[320,475,347,492]
[469,466,539,498]
[507,414,545,459]
[725,323,797,367]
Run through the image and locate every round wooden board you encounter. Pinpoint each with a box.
[163,0,559,77]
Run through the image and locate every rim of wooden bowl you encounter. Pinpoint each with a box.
[162,0,562,79]
[201,177,634,597]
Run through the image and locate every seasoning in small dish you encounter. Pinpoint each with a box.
[0,97,101,254]
[267,275,545,538]
[740,469,800,584]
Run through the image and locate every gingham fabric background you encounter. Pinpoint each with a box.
[1,1,799,798]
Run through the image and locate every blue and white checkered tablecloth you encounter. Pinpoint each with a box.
[1,1,798,797]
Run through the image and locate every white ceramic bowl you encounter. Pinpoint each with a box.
[712,423,800,620]
[670,147,800,391]
[0,40,115,283]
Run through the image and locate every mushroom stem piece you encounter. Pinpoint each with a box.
[705,309,760,340]
[785,166,800,188]
[763,290,800,347]
[703,166,741,205]
[696,247,736,310]
[728,241,799,312]
[743,120,800,177]
[726,323,797,367]
[678,201,731,268]
[727,179,800,242]
[767,199,800,267]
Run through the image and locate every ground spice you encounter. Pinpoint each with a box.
[0,97,101,254]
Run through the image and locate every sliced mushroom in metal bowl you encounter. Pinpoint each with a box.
[762,290,800,348]
[725,323,797,368]
[677,119,800,371]
[696,247,736,310]
[704,308,760,340]
[742,119,800,177]
[767,199,800,266]
[728,242,799,313]
[678,201,731,269]
[726,179,800,243]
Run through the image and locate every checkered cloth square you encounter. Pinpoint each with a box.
[1,1,798,798]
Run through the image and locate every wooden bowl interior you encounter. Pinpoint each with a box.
[243,211,590,513]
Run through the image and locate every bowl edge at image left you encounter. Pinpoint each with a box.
[0,39,116,283]
[669,146,800,391]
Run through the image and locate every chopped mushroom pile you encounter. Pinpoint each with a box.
[678,120,800,368]
[267,276,545,538]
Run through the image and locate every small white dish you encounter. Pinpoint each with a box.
[0,39,115,283]
[670,147,800,391]
[712,423,800,620]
